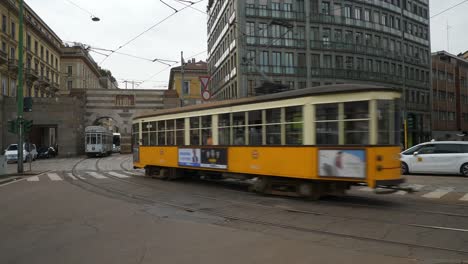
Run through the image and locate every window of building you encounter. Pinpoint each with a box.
[182,80,190,95]
[1,78,7,96]
[10,22,15,39]
[26,34,31,50]
[1,15,6,33]
[344,5,351,18]
[67,80,73,90]
[321,1,330,15]
[354,7,362,20]
[364,9,371,21]
[272,52,281,74]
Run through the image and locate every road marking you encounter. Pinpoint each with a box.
[66,173,77,180]
[409,224,468,233]
[27,176,39,182]
[459,193,468,201]
[395,184,425,195]
[47,173,62,181]
[86,172,107,179]
[123,170,144,176]
[358,187,374,192]
[108,171,130,178]
[422,187,454,199]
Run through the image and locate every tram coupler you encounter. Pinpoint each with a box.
[374,185,416,195]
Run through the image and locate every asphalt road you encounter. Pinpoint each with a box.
[1,154,468,264]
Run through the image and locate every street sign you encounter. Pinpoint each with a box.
[199,76,210,90]
[202,90,211,101]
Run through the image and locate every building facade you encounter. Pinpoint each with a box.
[60,43,104,93]
[431,51,468,141]
[207,0,431,145]
[0,0,62,99]
[168,59,208,105]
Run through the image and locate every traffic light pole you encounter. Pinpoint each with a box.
[17,0,25,173]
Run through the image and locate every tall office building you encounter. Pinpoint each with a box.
[207,0,431,145]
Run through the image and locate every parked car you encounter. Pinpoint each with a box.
[400,141,468,176]
[5,143,38,163]
[37,146,56,159]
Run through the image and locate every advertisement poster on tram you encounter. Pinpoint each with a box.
[178,148,201,167]
[200,148,228,169]
[318,149,366,178]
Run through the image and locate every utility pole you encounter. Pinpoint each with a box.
[180,51,185,106]
[17,0,25,173]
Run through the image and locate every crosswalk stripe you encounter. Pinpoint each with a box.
[395,184,425,195]
[358,187,374,192]
[47,173,62,181]
[123,170,144,176]
[459,193,468,201]
[66,173,77,180]
[87,172,107,179]
[422,187,454,199]
[108,171,130,178]
[27,176,39,182]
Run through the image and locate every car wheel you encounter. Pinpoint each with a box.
[401,162,409,175]
[460,163,468,177]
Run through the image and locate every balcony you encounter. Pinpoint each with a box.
[309,40,406,62]
[50,81,60,92]
[247,36,306,49]
[8,59,18,72]
[245,6,305,21]
[37,76,50,87]
[245,65,307,77]
[0,50,7,64]
[25,68,39,81]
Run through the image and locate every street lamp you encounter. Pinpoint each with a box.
[17,0,25,173]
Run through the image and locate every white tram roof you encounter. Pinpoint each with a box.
[135,84,400,120]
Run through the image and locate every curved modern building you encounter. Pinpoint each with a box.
[207,0,431,145]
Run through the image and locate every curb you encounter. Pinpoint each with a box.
[0,177,23,185]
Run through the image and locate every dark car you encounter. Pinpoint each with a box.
[37,146,56,159]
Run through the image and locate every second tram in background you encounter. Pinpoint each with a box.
[85,126,113,157]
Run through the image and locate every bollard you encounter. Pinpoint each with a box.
[0,155,6,176]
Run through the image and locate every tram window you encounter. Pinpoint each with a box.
[266,108,281,145]
[201,116,212,145]
[190,117,200,145]
[149,122,157,146]
[167,120,175,145]
[316,103,339,145]
[377,100,400,145]
[233,112,245,145]
[91,134,97,144]
[176,119,185,145]
[344,101,369,119]
[157,120,166,145]
[344,101,369,145]
[316,122,339,145]
[86,135,90,144]
[218,113,231,145]
[316,103,338,121]
[248,110,262,145]
[285,106,303,145]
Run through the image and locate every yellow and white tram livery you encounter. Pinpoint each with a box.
[133,84,403,198]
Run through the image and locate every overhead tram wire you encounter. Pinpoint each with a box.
[135,49,208,89]
[64,0,100,21]
[99,0,204,65]
[430,0,468,18]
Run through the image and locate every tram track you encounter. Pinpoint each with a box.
[63,156,468,257]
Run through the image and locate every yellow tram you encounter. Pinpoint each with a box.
[133,84,403,198]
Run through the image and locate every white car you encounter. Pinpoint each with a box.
[400,141,468,176]
[4,143,38,163]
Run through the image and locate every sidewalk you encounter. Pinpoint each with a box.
[0,171,48,185]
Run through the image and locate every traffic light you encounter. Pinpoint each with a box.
[23,119,33,134]
[24,97,33,112]
[7,120,17,134]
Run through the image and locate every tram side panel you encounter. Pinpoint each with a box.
[135,145,402,189]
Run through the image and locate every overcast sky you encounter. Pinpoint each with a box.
[27,0,467,90]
